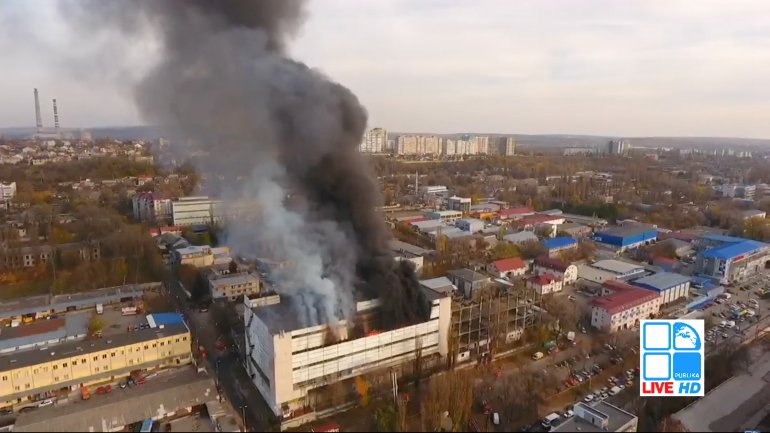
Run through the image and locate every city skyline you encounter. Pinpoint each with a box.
[2,0,770,138]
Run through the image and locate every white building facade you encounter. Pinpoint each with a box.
[244,294,452,418]
[171,196,222,226]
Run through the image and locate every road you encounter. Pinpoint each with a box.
[163,275,273,432]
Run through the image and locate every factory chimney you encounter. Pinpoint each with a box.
[33,89,43,133]
[53,99,60,133]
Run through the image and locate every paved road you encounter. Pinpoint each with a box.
[163,276,273,432]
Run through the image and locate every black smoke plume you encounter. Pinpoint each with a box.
[65,0,429,329]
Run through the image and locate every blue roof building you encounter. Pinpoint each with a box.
[542,237,578,255]
[594,225,657,252]
[694,235,770,285]
[630,272,691,304]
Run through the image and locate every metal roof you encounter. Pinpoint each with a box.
[596,224,657,238]
[0,285,148,320]
[0,322,189,372]
[591,259,645,274]
[631,272,690,291]
[14,368,216,432]
[701,239,769,260]
[542,237,577,250]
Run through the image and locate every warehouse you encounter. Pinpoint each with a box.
[542,236,578,256]
[578,259,647,284]
[694,235,770,285]
[630,272,691,305]
[593,225,657,252]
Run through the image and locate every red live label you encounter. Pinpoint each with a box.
[642,382,673,394]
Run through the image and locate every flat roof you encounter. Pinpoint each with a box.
[673,350,770,432]
[447,268,490,282]
[254,298,314,334]
[14,368,217,432]
[0,322,189,372]
[631,272,690,291]
[389,240,431,257]
[0,285,147,319]
[591,286,658,314]
[209,272,259,288]
[553,401,636,432]
[0,317,65,342]
[596,224,657,238]
[419,277,457,295]
[591,259,645,274]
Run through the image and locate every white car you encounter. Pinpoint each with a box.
[583,394,595,402]
[563,410,574,418]
[37,398,54,408]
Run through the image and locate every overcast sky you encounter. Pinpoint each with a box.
[2,0,770,137]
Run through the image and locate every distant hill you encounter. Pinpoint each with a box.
[0,126,162,140]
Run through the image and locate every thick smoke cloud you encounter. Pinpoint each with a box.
[65,0,429,329]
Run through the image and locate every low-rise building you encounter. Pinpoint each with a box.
[456,218,484,233]
[172,245,214,268]
[694,234,770,285]
[502,231,539,245]
[0,321,192,408]
[594,224,657,252]
[558,222,593,238]
[552,401,638,432]
[132,191,172,223]
[486,257,527,279]
[533,256,578,285]
[171,196,222,226]
[591,281,660,332]
[527,273,563,295]
[1,241,100,271]
[447,269,491,298]
[542,236,578,256]
[208,272,261,301]
[425,210,463,224]
[497,207,535,221]
[630,272,690,305]
[578,259,646,284]
[447,196,471,213]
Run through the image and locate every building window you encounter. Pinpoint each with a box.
[25,383,30,389]
[111,353,115,358]
[160,342,164,346]
[93,356,98,361]
[54,377,59,382]
[72,361,77,366]
[63,362,68,368]
[102,354,107,359]
[82,358,86,364]
[53,365,58,370]
[14,386,19,392]
[152,343,157,348]
[175,338,180,343]
[144,345,149,350]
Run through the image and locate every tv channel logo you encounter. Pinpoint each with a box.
[640,319,704,397]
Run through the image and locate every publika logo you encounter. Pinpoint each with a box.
[640,319,704,397]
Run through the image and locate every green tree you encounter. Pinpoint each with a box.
[374,404,398,432]
[88,316,105,335]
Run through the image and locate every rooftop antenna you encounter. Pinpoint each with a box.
[33,89,43,133]
[53,99,60,133]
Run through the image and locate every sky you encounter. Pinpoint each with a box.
[1,0,770,137]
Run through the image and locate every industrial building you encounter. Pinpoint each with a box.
[594,225,658,252]
[242,291,452,419]
[447,196,472,213]
[450,283,542,365]
[456,218,484,233]
[447,269,491,298]
[552,401,638,432]
[497,207,535,221]
[542,236,578,256]
[502,231,539,245]
[0,320,191,408]
[630,272,690,305]
[578,259,646,284]
[591,281,660,332]
[694,235,770,285]
[533,256,578,285]
[171,196,223,226]
[425,210,463,224]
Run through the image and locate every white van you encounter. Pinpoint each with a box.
[609,386,622,395]
[541,413,561,429]
[96,303,104,315]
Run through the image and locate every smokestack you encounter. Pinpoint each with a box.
[33,89,43,133]
[53,99,60,132]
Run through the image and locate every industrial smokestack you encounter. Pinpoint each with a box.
[33,88,43,132]
[53,99,60,132]
[63,0,431,330]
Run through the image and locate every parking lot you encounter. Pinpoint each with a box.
[703,272,770,347]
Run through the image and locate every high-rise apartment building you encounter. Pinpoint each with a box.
[396,135,442,155]
[474,136,490,154]
[358,127,388,153]
[608,139,629,155]
[490,137,516,156]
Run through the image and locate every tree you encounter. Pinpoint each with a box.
[228,260,238,274]
[490,242,521,260]
[420,371,474,431]
[88,316,105,336]
[374,404,398,432]
[649,241,678,259]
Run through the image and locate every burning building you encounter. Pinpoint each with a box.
[64,0,431,331]
[244,287,451,419]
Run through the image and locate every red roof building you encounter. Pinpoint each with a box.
[526,273,563,294]
[487,257,527,278]
[591,280,661,332]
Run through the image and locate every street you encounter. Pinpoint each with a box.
[164,276,274,432]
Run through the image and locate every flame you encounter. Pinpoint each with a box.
[355,375,370,407]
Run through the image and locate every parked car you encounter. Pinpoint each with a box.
[37,398,54,408]
[583,394,595,402]
[563,410,574,418]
